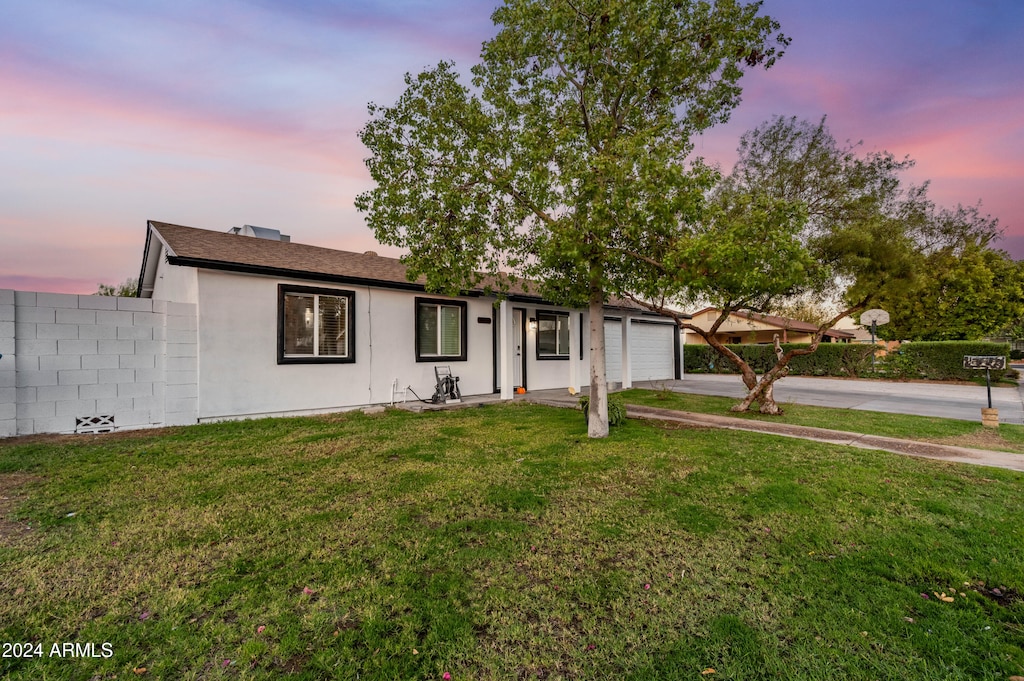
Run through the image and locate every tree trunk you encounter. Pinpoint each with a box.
[732,334,787,414]
[587,276,609,438]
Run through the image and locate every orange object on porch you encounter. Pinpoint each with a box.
[515,386,526,394]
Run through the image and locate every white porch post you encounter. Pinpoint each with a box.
[499,300,514,400]
[621,313,632,389]
[680,326,686,379]
[568,310,581,393]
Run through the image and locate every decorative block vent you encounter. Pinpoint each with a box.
[76,415,115,434]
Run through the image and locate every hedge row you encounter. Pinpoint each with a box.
[683,343,875,377]
[682,341,1010,381]
[890,341,1010,381]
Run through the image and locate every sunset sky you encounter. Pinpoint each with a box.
[2,0,1022,294]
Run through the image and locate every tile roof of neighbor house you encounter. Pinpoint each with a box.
[691,307,856,339]
[144,221,679,315]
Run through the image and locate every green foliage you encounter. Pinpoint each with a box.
[96,277,138,297]
[877,241,1024,341]
[880,347,918,379]
[357,0,788,305]
[357,0,789,434]
[893,341,1010,381]
[578,394,627,427]
[770,298,835,327]
[684,343,875,377]
[637,116,940,412]
[686,341,1012,382]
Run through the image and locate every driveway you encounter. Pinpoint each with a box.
[660,374,1024,425]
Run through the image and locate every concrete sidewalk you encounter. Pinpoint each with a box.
[521,385,1024,473]
[627,404,1024,473]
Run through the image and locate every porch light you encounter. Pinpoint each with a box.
[528,318,537,331]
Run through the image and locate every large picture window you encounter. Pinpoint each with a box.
[537,311,570,359]
[416,298,467,362]
[278,285,355,364]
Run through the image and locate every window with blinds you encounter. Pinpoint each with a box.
[278,285,355,364]
[537,311,570,358]
[415,298,467,362]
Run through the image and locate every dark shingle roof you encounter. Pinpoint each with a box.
[150,221,428,290]
[145,221,674,315]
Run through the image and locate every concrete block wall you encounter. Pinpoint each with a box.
[0,290,197,437]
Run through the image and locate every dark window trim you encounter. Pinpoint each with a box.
[536,310,570,361]
[415,297,468,362]
[277,284,356,365]
[492,305,499,394]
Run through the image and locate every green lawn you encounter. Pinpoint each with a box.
[622,388,1024,454]
[1,403,1022,680]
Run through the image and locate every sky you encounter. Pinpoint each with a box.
[1,0,1022,294]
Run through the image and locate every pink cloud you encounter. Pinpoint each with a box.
[0,63,368,180]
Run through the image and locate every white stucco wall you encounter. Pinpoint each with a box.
[519,306,578,391]
[192,270,502,420]
[135,262,683,423]
[152,246,199,305]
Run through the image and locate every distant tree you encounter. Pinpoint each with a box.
[771,297,836,327]
[97,277,138,297]
[876,238,1024,341]
[357,0,788,437]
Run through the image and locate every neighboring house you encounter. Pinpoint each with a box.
[833,315,877,344]
[135,221,686,423]
[684,308,855,345]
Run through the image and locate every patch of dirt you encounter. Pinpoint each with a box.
[0,472,43,545]
[0,426,188,447]
[648,421,713,432]
[275,654,310,673]
[973,583,1022,607]
[926,430,1024,454]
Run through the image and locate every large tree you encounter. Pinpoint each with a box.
[625,116,931,413]
[875,227,1024,341]
[357,0,787,436]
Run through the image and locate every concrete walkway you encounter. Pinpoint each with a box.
[520,384,1024,474]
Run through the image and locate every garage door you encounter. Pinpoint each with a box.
[631,321,676,381]
[604,320,622,382]
[604,319,676,382]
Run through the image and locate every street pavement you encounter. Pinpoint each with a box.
[664,373,1024,425]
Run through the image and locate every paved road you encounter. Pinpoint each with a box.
[663,374,1024,425]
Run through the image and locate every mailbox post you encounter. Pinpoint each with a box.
[963,355,1006,427]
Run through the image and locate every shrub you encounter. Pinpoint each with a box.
[683,343,874,377]
[683,340,1008,381]
[579,394,627,427]
[897,341,1010,381]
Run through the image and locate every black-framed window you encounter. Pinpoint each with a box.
[416,298,467,362]
[278,285,355,364]
[537,311,570,359]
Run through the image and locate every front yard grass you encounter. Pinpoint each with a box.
[1,403,1022,680]
[623,388,1024,455]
